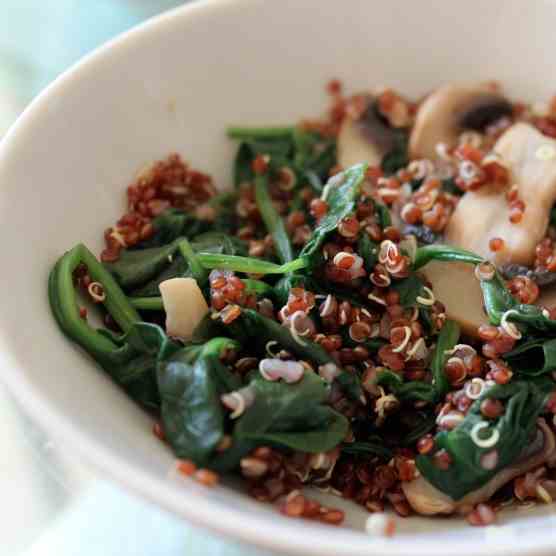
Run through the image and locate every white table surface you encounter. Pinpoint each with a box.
[0,2,281,554]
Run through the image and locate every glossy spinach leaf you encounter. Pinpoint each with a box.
[255,173,293,263]
[402,412,436,446]
[228,127,295,187]
[178,237,208,288]
[300,163,368,264]
[479,273,517,326]
[375,369,437,403]
[104,239,182,290]
[503,304,556,333]
[504,338,556,376]
[134,209,207,250]
[358,234,379,271]
[292,127,336,183]
[197,253,306,275]
[416,381,553,500]
[412,244,483,270]
[48,244,172,409]
[341,440,393,460]
[381,131,409,175]
[157,338,240,465]
[391,273,426,308]
[112,232,247,296]
[191,232,247,256]
[195,309,363,401]
[273,273,321,306]
[130,255,190,298]
[374,202,392,229]
[234,372,348,452]
[430,320,460,398]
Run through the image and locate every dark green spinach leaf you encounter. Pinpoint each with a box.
[300,163,368,264]
[504,338,556,376]
[255,173,293,263]
[391,273,426,308]
[157,338,241,465]
[430,320,460,398]
[416,381,553,500]
[234,372,348,452]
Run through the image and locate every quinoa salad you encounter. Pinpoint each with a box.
[49,81,556,534]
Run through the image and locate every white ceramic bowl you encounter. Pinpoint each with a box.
[3,1,556,554]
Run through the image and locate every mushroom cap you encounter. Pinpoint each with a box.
[337,95,398,168]
[409,83,512,161]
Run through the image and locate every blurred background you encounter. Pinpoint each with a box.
[0,1,184,134]
[0,2,278,555]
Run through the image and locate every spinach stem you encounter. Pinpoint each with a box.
[197,253,307,275]
[178,238,207,285]
[412,244,483,270]
[130,297,164,311]
[255,173,293,264]
[49,244,141,357]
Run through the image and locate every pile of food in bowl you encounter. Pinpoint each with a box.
[49,80,556,534]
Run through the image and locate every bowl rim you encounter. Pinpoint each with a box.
[0,1,555,554]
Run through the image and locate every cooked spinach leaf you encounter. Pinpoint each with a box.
[381,131,409,175]
[504,338,556,376]
[391,273,426,308]
[130,255,190,298]
[105,239,182,290]
[430,320,460,398]
[178,237,208,287]
[234,372,348,453]
[255,173,293,263]
[342,440,393,460]
[194,309,362,401]
[358,234,379,271]
[412,244,483,270]
[416,381,553,500]
[197,253,306,275]
[157,338,240,465]
[132,209,206,250]
[49,244,172,408]
[300,163,368,263]
[292,127,336,184]
[375,369,437,403]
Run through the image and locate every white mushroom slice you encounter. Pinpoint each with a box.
[337,95,397,168]
[445,123,556,266]
[159,277,209,341]
[421,261,489,336]
[409,84,512,161]
[403,419,555,515]
[423,260,556,337]
[539,286,556,311]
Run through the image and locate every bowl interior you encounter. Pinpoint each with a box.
[3,0,556,554]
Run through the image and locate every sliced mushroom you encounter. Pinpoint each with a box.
[403,419,555,515]
[420,261,489,335]
[159,277,209,341]
[539,285,556,311]
[409,83,512,161]
[422,259,556,337]
[337,95,398,168]
[445,123,556,266]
